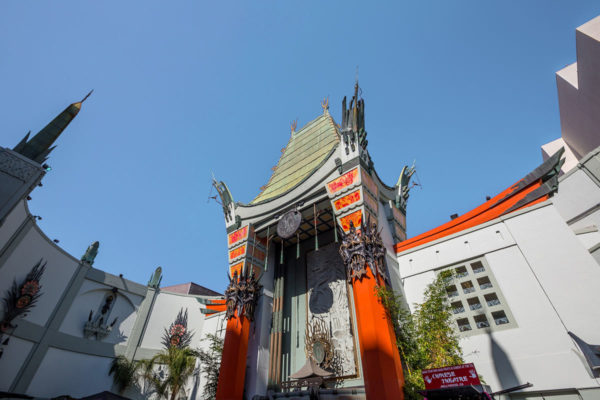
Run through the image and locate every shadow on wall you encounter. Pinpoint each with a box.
[488,330,520,391]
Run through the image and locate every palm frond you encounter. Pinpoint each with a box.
[109,355,140,394]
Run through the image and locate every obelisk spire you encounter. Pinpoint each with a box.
[14,90,92,163]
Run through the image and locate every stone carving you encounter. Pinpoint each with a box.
[0,149,40,182]
[338,217,389,284]
[307,243,357,376]
[212,178,235,222]
[277,210,301,239]
[224,271,262,321]
[162,308,193,349]
[148,266,162,288]
[338,222,366,282]
[84,287,118,340]
[81,241,99,265]
[395,163,416,211]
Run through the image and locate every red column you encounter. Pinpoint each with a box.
[352,267,405,399]
[216,311,251,400]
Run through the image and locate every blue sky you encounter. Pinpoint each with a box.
[2,1,599,292]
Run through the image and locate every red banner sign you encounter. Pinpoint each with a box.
[422,363,480,390]
[327,168,358,194]
[228,226,248,246]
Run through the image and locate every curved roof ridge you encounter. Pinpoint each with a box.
[394,148,565,253]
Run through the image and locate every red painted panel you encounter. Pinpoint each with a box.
[334,190,361,210]
[339,210,363,232]
[229,245,246,261]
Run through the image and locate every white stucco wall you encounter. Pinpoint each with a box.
[59,279,143,345]
[503,205,600,339]
[0,200,27,250]
[398,221,516,281]
[140,292,206,350]
[556,16,600,160]
[0,337,34,391]
[464,245,595,391]
[552,169,600,224]
[0,224,79,327]
[26,347,114,397]
[575,230,600,250]
[398,204,600,393]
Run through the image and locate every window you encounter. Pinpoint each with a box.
[452,301,465,314]
[457,318,472,332]
[446,285,459,298]
[484,293,500,307]
[467,297,482,311]
[477,277,492,290]
[455,266,468,278]
[474,314,490,329]
[438,257,515,336]
[461,281,475,294]
[492,311,509,325]
[471,261,485,274]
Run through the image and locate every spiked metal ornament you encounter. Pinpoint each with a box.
[224,270,262,321]
[338,216,389,284]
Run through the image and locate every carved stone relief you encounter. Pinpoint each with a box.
[0,149,40,182]
[307,243,357,377]
[84,288,118,340]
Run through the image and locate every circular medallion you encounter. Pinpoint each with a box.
[312,341,326,364]
[277,210,301,239]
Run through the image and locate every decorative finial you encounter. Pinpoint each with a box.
[291,119,298,133]
[13,96,87,163]
[81,90,94,103]
[321,97,329,114]
[81,241,100,265]
[148,266,163,288]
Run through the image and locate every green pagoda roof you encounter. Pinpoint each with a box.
[251,112,340,204]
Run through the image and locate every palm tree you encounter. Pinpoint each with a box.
[143,346,199,400]
[109,355,140,394]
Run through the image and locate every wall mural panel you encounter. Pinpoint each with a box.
[306,243,357,377]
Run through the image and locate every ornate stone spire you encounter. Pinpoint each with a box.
[81,241,100,265]
[14,90,92,163]
[340,81,368,159]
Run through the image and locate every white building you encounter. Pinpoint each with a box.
[397,15,600,400]
[0,103,227,399]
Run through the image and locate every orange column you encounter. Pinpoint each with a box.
[216,311,251,400]
[352,267,405,399]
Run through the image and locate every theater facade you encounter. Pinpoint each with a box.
[1,15,600,400]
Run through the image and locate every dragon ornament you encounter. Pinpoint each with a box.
[224,270,262,321]
[338,217,389,284]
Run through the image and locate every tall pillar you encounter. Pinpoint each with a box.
[351,267,405,398]
[216,311,251,400]
[216,223,265,399]
[326,166,405,399]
